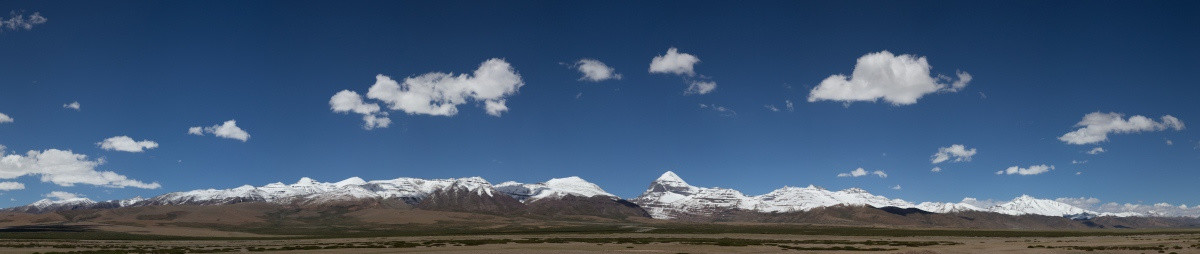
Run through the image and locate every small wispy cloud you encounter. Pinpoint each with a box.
[63,101,80,111]
[931,144,977,164]
[837,167,887,178]
[1,11,48,32]
[698,103,736,117]
[995,164,1054,176]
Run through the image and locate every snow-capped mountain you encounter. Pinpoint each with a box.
[631,171,758,219]
[916,202,983,213]
[632,171,917,219]
[630,171,1144,219]
[6,197,105,213]
[6,175,624,214]
[2,172,1161,220]
[143,176,499,206]
[753,186,915,213]
[986,195,1092,217]
[494,176,616,202]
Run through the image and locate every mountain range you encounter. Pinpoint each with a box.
[3,171,1189,227]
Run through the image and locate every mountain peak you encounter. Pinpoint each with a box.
[335,177,366,187]
[655,171,688,185]
[1013,194,1037,201]
[294,177,318,186]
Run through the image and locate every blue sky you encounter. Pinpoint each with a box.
[1,1,1198,208]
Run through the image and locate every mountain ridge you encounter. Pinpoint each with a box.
[6,171,1189,221]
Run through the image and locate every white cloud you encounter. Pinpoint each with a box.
[837,167,887,178]
[484,100,509,117]
[698,103,736,117]
[649,47,700,76]
[573,59,621,82]
[1075,171,1082,175]
[1086,147,1105,155]
[0,181,23,190]
[0,145,160,189]
[892,185,902,190]
[44,191,82,201]
[1058,112,1185,145]
[931,167,942,173]
[1055,197,1102,208]
[648,48,717,95]
[995,164,1054,176]
[931,144,977,164]
[1071,160,1087,164]
[361,114,391,130]
[330,90,381,115]
[339,59,524,120]
[0,113,11,123]
[765,105,780,112]
[188,120,250,142]
[785,100,794,112]
[807,51,971,106]
[330,90,389,130]
[685,81,716,95]
[1,11,47,32]
[959,197,1003,208]
[1165,139,1173,145]
[97,136,159,153]
[62,101,80,111]
[948,71,972,92]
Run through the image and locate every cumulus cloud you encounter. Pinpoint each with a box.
[995,164,1054,176]
[931,144,977,164]
[1058,112,1184,145]
[892,185,902,190]
[1166,139,1173,145]
[698,103,736,117]
[685,81,717,95]
[368,59,523,117]
[97,136,159,153]
[0,181,23,190]
[187,127,203,135]
[1086,147,1105,155]
[188,120,250,142]
[572,59,621,82]
[807,51,971,106]
[837,167,887,178]
[931,167,942,173]
[1,11,47,32]
[0,113,11,123]
[1071,160,1087,164]
[0,145,160,189]
[329,59,523,126]
[329,90,390,130]
[649,48,717,95]
[62,101,80,111]
[649,47,700,76]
